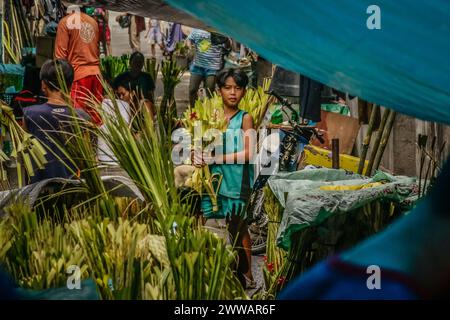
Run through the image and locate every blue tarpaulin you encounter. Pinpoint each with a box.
[167,0,450,124]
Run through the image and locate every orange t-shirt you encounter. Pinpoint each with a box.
[55,12,101,82]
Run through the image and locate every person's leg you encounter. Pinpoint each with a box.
[189,69,204,107]
[70,80,81,108]
[240,223,254,281]
[91,75,104,106]
[157,30,165,51]
[136,31,141,52]
[204,74,216,98]
[227,208,254,288]
[128,21,134,51]
[129,17,139,52]
[151,44,156,58]
[71,75,103,126]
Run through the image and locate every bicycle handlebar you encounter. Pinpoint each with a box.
[266,90,325,144]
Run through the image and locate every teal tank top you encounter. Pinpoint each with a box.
[210,110,254,199]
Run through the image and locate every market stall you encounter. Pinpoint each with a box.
[259,167,418,298]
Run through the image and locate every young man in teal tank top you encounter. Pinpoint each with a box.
[199,68,256,289]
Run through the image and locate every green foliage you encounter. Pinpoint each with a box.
[260,187,405,299]
[0,82,247,300]
[100,55,130,83]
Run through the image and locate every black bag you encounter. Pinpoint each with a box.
[118,15,131,28]
[211,32,228,45]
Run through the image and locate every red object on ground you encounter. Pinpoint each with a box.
[71,75,103,126]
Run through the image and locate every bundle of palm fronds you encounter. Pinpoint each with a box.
[181,96,227,211]
[0,100,48,186]
[0,70,248,300]
[160,59,184,128]
[239,78,275,129]
[96,86,183,217]
[100,55,129,83]
[259,186,286,299]
[144,58,159,84]
[0,203,88,290]
[259,186,407,299]
[2,0,33,64]
[0,197,246,299]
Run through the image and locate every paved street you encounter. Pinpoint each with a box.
[109,12,190,116]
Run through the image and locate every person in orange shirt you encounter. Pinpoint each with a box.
[55,4,103,125]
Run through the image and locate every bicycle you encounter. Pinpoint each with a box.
[249,90,324,255]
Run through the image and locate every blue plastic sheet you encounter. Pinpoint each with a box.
[167,0,450,124]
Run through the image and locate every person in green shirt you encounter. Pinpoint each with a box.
[197,68,256,289]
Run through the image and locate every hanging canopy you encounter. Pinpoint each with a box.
[70,0,208,29]
[73,0,450,124]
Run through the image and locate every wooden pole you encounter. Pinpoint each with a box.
[422,136,436,197]
[366,108,391,176]
[332,138,340,169]
[372,111,397,173]
[0,0,4,63]
[417,134,428,197]
[358,104,379,175]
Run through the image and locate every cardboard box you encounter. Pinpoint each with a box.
[312,110,361,154]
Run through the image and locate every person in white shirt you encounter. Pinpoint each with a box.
[145,19,165,58]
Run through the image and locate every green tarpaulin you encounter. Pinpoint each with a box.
[267,168,418,250]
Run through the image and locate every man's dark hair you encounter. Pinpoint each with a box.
[39,59,74,91]
[216,68,249,89]
[130,51,145,64]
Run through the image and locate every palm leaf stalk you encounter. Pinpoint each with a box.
[45,65,111,200]
[366,108,391,176]
[2,20,20,64]
[357,104,379,175]
[417,134,428,197]
[145,58,159,85]
[421,139,446,197]
[96,82,185,218]
[0,100,48,186]
[145,58,160,103]
[0,203,88,290]
[161,59,183,129]
[182,96,227,212]
[239,77,274,129]
[260,187,286,300]
[161,214,246,299]
[100,55,129,83]
[3,0,32,64]
[428,141,447,194]
[421,136,436,198]
[372,110,396,173]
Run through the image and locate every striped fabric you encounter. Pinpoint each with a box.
[188,29,224,71]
